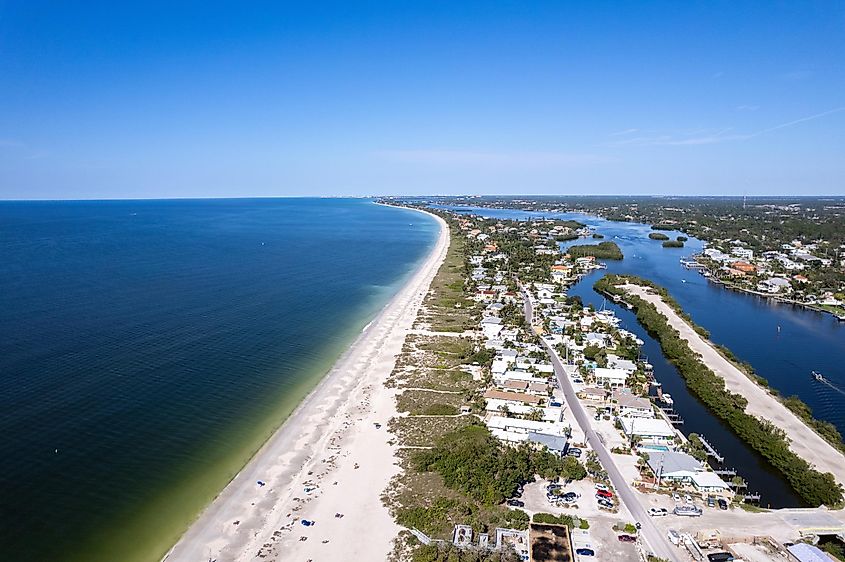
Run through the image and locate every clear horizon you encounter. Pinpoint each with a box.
[1,1,844,199]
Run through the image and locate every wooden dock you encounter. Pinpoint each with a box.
[697,434,724,463]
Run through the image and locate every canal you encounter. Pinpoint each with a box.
[439,205,845,507]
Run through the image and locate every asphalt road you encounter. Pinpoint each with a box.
[520,285,680,562]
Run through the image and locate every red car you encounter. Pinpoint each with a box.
[618,534,636,543]
[596,489,613,499]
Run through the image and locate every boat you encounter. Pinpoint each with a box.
[812,371,827,383]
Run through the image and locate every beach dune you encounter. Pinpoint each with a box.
[164,208,448,562]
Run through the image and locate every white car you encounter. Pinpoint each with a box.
[684,494,693,504]
[648,507,668,517]
[594,483,610,492]
[672,493,681,502]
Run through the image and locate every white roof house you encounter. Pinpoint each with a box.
[594,368,629,388]
[607,354,637,373]
[486,415,568,444]
[481,316,504,338]
[690,471,730,493]
[620,417,675,444]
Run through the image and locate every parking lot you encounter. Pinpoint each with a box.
[520,478,634,522]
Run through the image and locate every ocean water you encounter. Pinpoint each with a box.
[0,198,438,562]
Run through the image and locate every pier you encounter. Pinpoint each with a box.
[743,492,761,503]
[714,468,737,478]
[697,434,724,464]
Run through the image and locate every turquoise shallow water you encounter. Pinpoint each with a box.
[0,198,437,561]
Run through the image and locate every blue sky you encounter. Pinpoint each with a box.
[1,1,843,198]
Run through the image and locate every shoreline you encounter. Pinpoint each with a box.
[163,206,449,562]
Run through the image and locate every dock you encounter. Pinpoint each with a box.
[697,434,724,464]
[743,492,761,503]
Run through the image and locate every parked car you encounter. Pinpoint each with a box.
[506,499,525,507]
[707,553,734,562]
[717,498,728,510]
[684,494,693,503]
[672,493,681,502]
[648,507,668,517]
[576,548,595,556]
[707,495,716,508]
[594,483,609,492]
[597,498,614,508]
[567,448,582,458]
[618,535,637,543]
[596,489,613,499]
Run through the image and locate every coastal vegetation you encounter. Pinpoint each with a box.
[412,424,585,505]
[648,232,669,241]
[567,241,623,260]
[662,240,684,248]
[594,273,844,506]
[384,215,582,561]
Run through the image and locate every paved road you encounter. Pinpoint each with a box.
[520,285,680,562]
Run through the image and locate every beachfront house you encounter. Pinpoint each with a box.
[481,316,504,338]
[483,389,543,407]
[527,431,568,455]
[486,415,568,444]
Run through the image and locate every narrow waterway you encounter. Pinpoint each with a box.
[439,204,845,507]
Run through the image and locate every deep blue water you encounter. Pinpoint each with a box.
[440,205,845,507]
[0,198,438,561]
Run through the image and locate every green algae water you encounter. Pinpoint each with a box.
[0,198,438,562]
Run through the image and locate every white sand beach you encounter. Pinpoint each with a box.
[164,208,448,562]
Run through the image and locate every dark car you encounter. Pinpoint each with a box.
[576,548,595,556]
[707,553,734,562]
[566,447,582,457]
[617,535,636,543]
[506,499,525,507]
[707,495,716,507]
[717,498,728,510]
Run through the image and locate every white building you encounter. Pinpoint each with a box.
[594,367,629,388]
[486,415,568,444]
[620,417,675,445]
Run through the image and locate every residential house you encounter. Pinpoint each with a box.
[594,367,629,388]
[619,417,675,445]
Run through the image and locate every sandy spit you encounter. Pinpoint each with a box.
[164,207,448,562]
